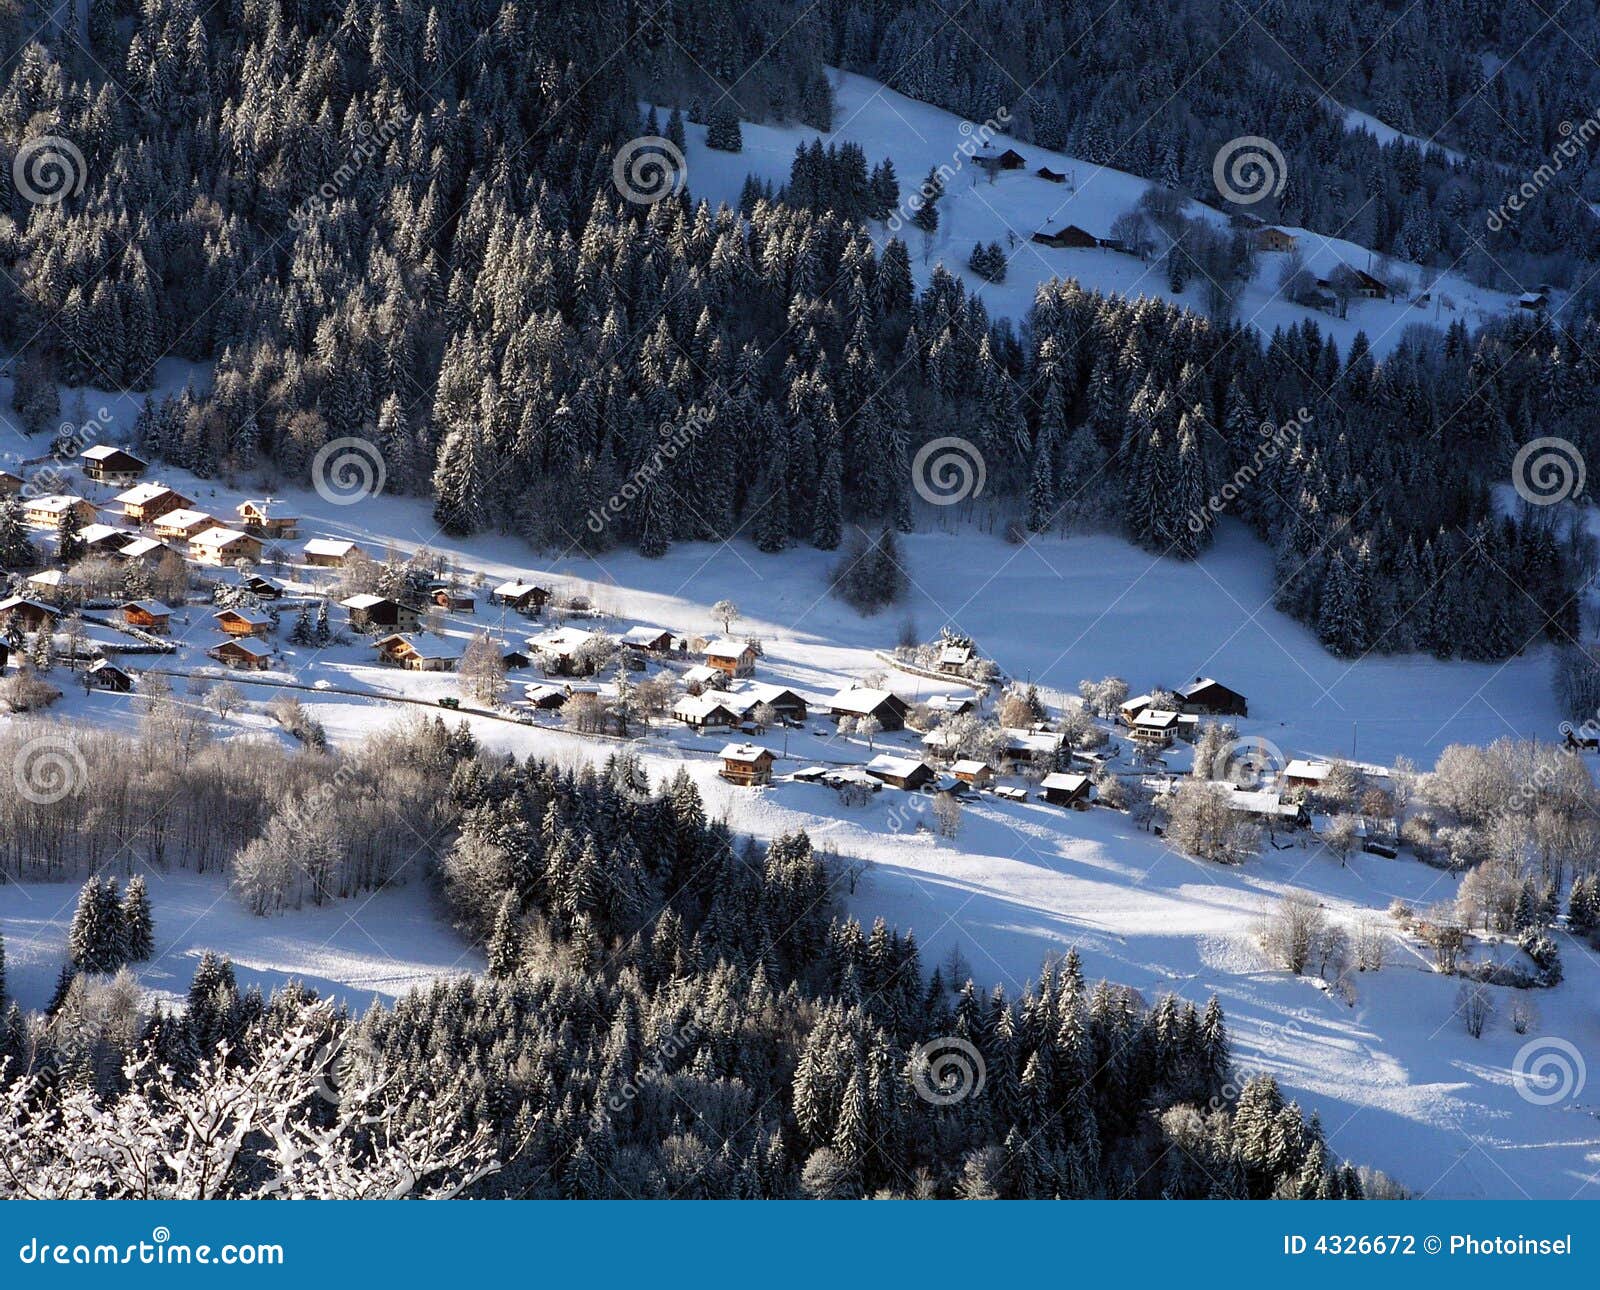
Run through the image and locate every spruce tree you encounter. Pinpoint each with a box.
[122,876,155,963]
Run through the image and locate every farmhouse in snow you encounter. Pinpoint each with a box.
[1040,772,1094,808]
[0,596,60,631]
[341,594,421,633]
[719,743,776,787]
[702,637,758,678]
[212,607,272,638]
[827,687,909,731]
[493,581,549,613]
[115,483,192,524]
[122,600,173,633]
[190,527,264,566]
[304,538,360,567]
[235,500,300,539]
[206,637,272,670]
[1178,677,1248,717]
[24,495,97,528]
[152,509,216,540]
[374,634,464,671]
[864,754,934,791]
[1032,224,1099,249]
[673,692,741,729]
[80,445,148,485]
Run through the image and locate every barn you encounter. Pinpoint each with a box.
[1178,677,1248,717]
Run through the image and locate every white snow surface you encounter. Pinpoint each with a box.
[656,70,1530,355]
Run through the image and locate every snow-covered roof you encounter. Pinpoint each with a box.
[621,625,673,646]
[1221,786,1302,818]
[340,593,391,610]
[951,759,990,775]
[79,523,123,544]
[1041,772,1090,793]
[115,482,185,506]
[674,692,737,722]
[683,664,725,687]
[119,537,168,559]
[1004,727,1066,753]
[1283,758,1331,781]
[702,636,752,660]
[1120,693,1154,711]
[376,633,465,660]
[214,606,271,626]
[720,742,771,763]
[494,580,545,598]
[26,569,70,587]
[1134,709,1181,729]
[207,635,270,657]
[304,538,358,557]
[26,494,89,513]
[156,508,213,528]
[0,595,56,614]
[938,644,972,664]
[865,753,927,778]
[123,599,172,616]
[528,626,600,655]
[191,526,255,548]
[81,445,146,464]
[829,687,900,716]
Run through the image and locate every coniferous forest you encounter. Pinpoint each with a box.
[0,0,1593,661]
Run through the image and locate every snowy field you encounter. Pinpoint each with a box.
[654,69,1532,358]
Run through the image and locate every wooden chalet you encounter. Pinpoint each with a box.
[1032,224,1099,249]
[1519,291,1549,312]
[237,573,285,600]
[115,483,192,524]
[1003,727,1067,765]
[0,596,59,631]
[1177,677,1248,717]
[26,569,75,599]
[0,470,20,495]
[527,626,604,675]
[122,600,173,633]
[119,537,172,564]
[702,637,757,678]
[207,637,272,670]
[736,682,808,723]
[79,523,128,557]
[431,587,476,613]
[303,538,360,567]
[621,625,675,653]
[23,495,97,528]
[87,659,134,692]
[1282,759,1332,791]
[152,509,215,540]
[373,633,464,671]
[80,445,148,484]
[1254,227,1297,252]
[673,692,741,729]
[951,759,993,787]
[341,594,421,633]
[190,527,264,566]
[976,147,1026,171]
[937,643,973,673]
[522,683,569,711]
[1036,166,1067,183]
[1040,772,1093,808]
[864,754,934,791]
[1347,266,1391,299]
[213,607,272,638]
[235,499,300,539]
[827,687,909,732]
[719,742,776,787]
[493,580,550,613]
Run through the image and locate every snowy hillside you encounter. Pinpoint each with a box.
[659,70,1526,356]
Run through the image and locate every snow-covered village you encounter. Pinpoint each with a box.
[0,0,1597,1232]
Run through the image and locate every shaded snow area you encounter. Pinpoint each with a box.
[0,870,481,1015]
[656,69,1525,357]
